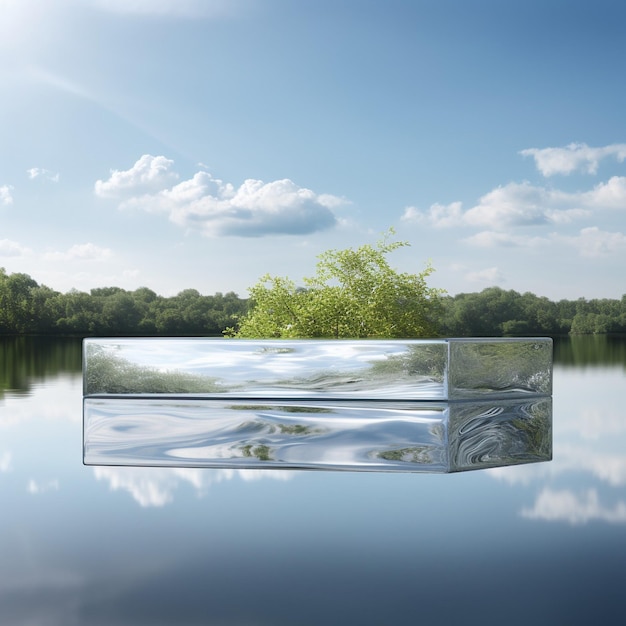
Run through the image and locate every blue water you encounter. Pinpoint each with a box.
[1,338,625,625]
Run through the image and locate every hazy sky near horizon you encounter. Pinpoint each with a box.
[1,0,626,300]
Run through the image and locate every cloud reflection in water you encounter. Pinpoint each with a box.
[522,488,626,525]
[93,466,292,507]
[487,366,626,525]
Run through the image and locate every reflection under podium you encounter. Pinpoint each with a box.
[84,396,551,472]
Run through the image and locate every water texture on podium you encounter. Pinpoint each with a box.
[83,338,553,472]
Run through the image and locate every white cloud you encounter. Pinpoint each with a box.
[561,447,626,488]
[521,142,626,176]
[485,463,551,486]
[98,156,343,237]
[557,227,626,258]
[27,167,59,182]
[465,227,626,257]
[544,207,591,223]
[93,466,292,507]
[93,467,181,507]
[401,202,463,228]
[464,182,589,229]
[95,154,178,198]
[0,239,31,257]
[316,193,349,209]
[521,488,626,525]
[465,267,505,284]
[489,442,626,489]
[582,176,626,210]
[27,478,60,494]
[401,206,421,222]
[0,185,14,205]
[0,375,82,429]
[236,469,292,483]
[586,456,626,487]
[404,182,592,231]
[464,230,548,248]
[44,243,113,261]
[577,407,626,440]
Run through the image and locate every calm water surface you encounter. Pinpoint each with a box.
[1,336,625,625]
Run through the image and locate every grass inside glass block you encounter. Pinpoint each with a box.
[83,338,552,400]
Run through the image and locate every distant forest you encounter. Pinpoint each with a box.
[1,268,625,337]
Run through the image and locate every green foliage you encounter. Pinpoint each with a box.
[0,335,82,397]
[378,446,435,463]
[231,230,445,338]
[241,444,272,461]
[439,287,588,336]
[0,267,248,336]
[3,263,626,338]
[0,269,55,333]
[367,343,447,382]
[511,410,552,459]
[85,345,221,394]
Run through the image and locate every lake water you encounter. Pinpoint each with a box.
[1,335,625,625]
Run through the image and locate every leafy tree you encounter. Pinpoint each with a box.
[440,288,569,336]
[100,291,145,334]
[439,288,522,336]
[52,289,100,334]
[230,230,444,338]
[0,271,52,333]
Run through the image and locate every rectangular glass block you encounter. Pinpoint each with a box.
[83,397,551,473]
[83,337,552,400]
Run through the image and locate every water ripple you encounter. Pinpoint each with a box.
[84,397,551,473]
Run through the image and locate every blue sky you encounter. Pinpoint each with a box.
[1,0,625,300]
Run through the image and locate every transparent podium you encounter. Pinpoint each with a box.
[83,338,552,472]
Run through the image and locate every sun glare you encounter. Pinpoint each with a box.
[0,0,42,51]
[0,0,27,30]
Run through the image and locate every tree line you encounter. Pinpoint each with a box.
[438,287,626,336]
[0,268,248,336]
[2,265,626,337]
